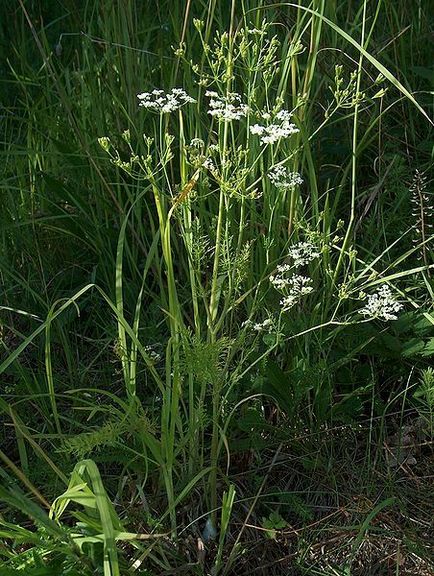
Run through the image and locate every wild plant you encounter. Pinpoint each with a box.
[410,169,433,271]
[95,12,433,540]
[0,458,165,576]
[1,2,434,574]
[414,367,434,436]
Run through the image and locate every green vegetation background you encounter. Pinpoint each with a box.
[0,1,433,575]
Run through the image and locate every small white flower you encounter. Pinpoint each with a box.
[249,188,263,199]
[137,88,195,113]
[279,275,314,311]
[203,157,216,172]
[206,91,249,121]
[270,257,315,311]
[276,109,292,121]
[244,317,274,333]
[250,123,265,135]
[359,285,403,321]
[288,274,314,295]
[270,274,291,289]
[268,166,303,190]
[287,241,320,267]
[248,27,266,36]
[280,274,313,312]
[172,88,189,96]
[190,138,205,148]
[280,294,298,311]
[253,318,273,332]
[250,109,299,145]
[144,345,162,363]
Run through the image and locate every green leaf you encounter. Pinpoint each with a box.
[402,339,426,358]
[261,362,293,416]
[236,408,266,432]
[421,338,434,357]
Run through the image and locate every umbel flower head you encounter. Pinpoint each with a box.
[287,241,320,267]
[242,317,274,333]
[359,284,403,321]
[137,88,196,113]
[206,91,249,121]
[270,261,315,311]
[279,275,314,311]
[268,166,303,190]
[250,109,299,145]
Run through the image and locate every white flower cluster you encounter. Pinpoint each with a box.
[270,260,314,307]
[203,157,216,172]
[270,269,292,289]
[145,345,162,363]
[250,109,299,145]
[359,284,403,321]
[137,88,195,113]
[268,165,303,189]
[206,91,249,121]
[190,137,205,148]
[287,241,320,267]
[279,275,314,311]
[248,27,266,36]
[243,318,274,333]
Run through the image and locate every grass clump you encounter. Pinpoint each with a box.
[0,0,433,574]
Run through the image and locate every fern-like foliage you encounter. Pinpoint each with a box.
[181,331,232,389]
[60,404,154,459]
